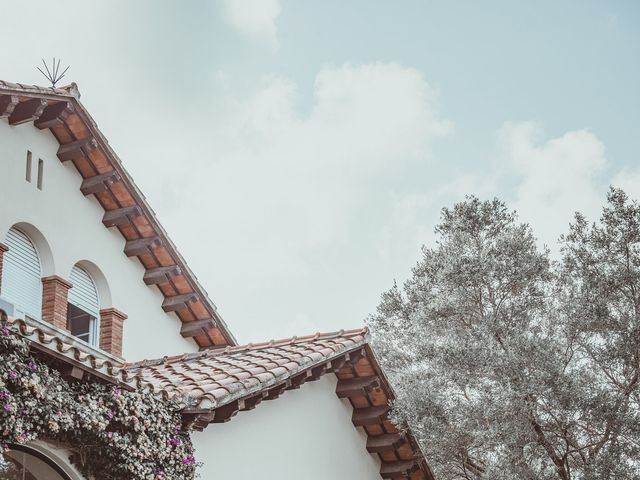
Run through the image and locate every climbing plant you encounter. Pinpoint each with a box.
[0,319,198,479]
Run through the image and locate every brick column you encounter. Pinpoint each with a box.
[99,308,127,357]
[0,243,8,293]
[41,275,72,330]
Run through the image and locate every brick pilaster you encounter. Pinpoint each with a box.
[0,243,8,293]
[99,308,127,357]
[41,275,72,330]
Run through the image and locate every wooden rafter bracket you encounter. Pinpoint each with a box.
[144,265,182,285]
[162,293,198,312]
[182,411,215,432]
[366,433,405,454]
[287,370,313,390]
[309,362,331,380]
[102,205,143,227]
[9,98,48,125]
[35,102,74,129]
[212,399,243,423]
[80,171,121,196]
[336,375,380,398]
[331,355,347,372]
[327,348,366,375]
[180,318,216,338]
[61,364,85,381]
[242,392,267,411]
[264,380,290,400]
[124,236,162,257]
[352,405,390,426]
[57,137,98,162]
[346,347,366,364]
[380,459,420,479]
[0,95,19,118]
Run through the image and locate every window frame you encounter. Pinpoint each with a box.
[67,265,101,347]
[3,443,73,480]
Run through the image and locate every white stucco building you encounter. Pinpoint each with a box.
[0,80,432,480]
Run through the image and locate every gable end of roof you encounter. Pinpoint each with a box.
[0,80,236,348]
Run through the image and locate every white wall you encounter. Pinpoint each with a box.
[193,375,381,479]
[0,120,196,360]
[0,121,381,479]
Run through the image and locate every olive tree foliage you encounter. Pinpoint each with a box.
[367,188,640,480]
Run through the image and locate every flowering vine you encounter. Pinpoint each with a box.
[0,321,198,479]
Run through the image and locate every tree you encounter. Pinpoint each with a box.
[367,188,640,480]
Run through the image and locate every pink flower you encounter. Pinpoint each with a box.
[181,455,196,465]
[1,327,9,336]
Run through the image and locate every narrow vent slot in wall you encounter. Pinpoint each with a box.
[37,159,44,190]
[25,151,32,182]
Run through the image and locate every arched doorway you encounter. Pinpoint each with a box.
[1,444,72,480]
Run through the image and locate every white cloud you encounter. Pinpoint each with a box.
[612,168,640,201]
[388,122,610,259]
[497,122,608,249]
[153,62,450,340]
[222,0,281,49]
[175,62,450,274]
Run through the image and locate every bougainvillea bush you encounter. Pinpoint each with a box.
[0,320,198,479]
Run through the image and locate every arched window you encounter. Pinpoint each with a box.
[1,444,73,480]
[67,264,100,345]
[1,227,43,320]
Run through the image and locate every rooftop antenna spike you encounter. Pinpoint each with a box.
[36,57,70,88]
[37,59,51,80]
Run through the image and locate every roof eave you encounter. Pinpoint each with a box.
[0,81,237,347]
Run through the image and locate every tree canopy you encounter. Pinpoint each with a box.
[368,188,640,480]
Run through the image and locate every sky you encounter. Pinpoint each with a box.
[1,1,639,344]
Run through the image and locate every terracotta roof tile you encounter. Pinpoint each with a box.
[4,314,433,479]
[3,314,137,389]
[125,328,369,410]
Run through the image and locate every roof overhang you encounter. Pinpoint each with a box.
[2,312,136,389]
[127,328,435,480]
[0,80,235,348]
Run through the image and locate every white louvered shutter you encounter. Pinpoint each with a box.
[68,265,100,319]
[1,228,43,319]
